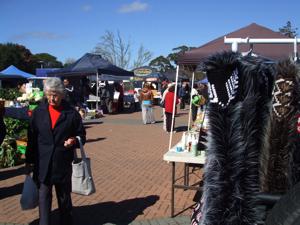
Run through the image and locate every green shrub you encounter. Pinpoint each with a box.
[4,117,29,139]
[0,138,23,168]
[0,88,22,100]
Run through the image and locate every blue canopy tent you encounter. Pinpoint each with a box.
[36,68,60,77]
[0,65,35,78]
[0,73,25,79]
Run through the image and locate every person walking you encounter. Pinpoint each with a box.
[160,83,172,131]
[164,84,179,132]
[25,78,86,225]
[139,83,155,124]
[100,81,110,114]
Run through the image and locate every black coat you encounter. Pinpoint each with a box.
[26,100,86,183]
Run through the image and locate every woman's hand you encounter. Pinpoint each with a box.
[64,137,76,148]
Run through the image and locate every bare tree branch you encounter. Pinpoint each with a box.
[94,30,152,70]
[133,45,153,69]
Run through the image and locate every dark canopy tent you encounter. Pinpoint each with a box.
[96,74,133,81]
[48,53,134,109]
[162,70,189,81]
[178,23,300,67]
[48,53,134,77]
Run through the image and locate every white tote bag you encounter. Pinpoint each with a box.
[72,136,95,195]
[20,174,39,210]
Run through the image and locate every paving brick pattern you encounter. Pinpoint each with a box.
[0,107,202,225]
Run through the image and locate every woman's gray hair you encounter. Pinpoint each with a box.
[43,77,65,96]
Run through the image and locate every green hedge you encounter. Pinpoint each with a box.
[4,117,29,139]
[0,88,22,100]
[0,118,29,168]
[0,138,23,168]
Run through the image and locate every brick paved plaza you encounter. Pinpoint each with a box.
[0,106,203,225]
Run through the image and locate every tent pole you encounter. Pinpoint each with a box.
[187,72,195,131]
[168,65,179,151]
[294,37,298,61]
[96,72,99,110]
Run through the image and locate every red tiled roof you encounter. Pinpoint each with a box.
[178,23,299,66]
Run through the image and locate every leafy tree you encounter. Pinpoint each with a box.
[93,30,152,69]
[148,45,196,73]
[32,53,63,68]
[64,58,76,67]
[0,43,35,73]
[149,55,174,73]
[167,45,196,65]
[0,43,63,74]
[279,21,298,38]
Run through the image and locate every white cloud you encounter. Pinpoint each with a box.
[11,32,68,41]
[82,4,92,12]
[118,1,149,13]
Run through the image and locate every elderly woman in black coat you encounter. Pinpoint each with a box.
[25,77,86,225]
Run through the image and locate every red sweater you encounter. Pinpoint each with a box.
[48,105,62,129]
[165,92,179,113]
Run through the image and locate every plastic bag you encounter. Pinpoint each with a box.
[20,175,39,210]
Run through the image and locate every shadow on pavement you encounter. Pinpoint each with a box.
[86,137,106,143]
[175,126,188,132]
[29,195,160,225]
[0,166,25,180]
[0,166,25,200]
[175,112,189,116]
[0,182,23,200]
[83,120,103,125]
[84,125,94,129]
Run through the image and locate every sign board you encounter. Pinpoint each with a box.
[131,77,144,81]
[134,68,153,77]
[146,78,157,82]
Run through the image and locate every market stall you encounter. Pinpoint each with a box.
[0,67,38,168]
[48,53,134,109]
[163,135,206,217]
[133,66,167,105]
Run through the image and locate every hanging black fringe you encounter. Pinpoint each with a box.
[198,51,275,225]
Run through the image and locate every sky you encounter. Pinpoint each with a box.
[1,0,300,67]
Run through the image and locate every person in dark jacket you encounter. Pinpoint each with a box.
[63,78,75,106]
[25,77,86,225]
